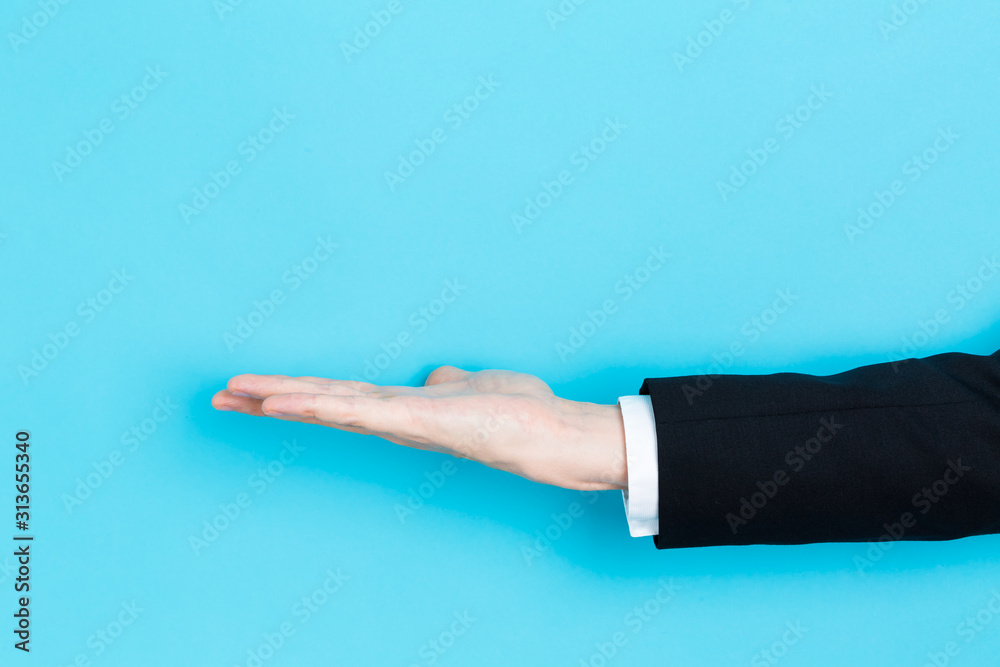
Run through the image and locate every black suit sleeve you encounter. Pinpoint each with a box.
[639,349,1000,549]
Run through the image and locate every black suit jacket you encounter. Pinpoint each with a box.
[641,349,1000,549]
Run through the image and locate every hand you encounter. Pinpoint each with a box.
[211,365,627,491]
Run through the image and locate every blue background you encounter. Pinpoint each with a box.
[3,0,1000,665]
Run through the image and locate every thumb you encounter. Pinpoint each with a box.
[425,365,471,386]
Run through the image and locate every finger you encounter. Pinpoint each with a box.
[261,392,428,438]
[227,374,362,400]
[212,390,340,427]
[425,365,471,386]
[295,377,378,392]
[212,389,263,413]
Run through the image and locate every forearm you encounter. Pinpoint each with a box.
[640,350,1000,549]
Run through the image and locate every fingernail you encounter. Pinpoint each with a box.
[216,406,234,412]
[265,411,288,417]
[231,391,251,397]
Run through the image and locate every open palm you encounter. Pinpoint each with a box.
[212,365,627,491]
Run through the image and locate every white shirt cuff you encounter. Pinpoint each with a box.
[618,395,659,537]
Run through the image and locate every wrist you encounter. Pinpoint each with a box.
[603,403,628,490]
[569,402,627,491]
